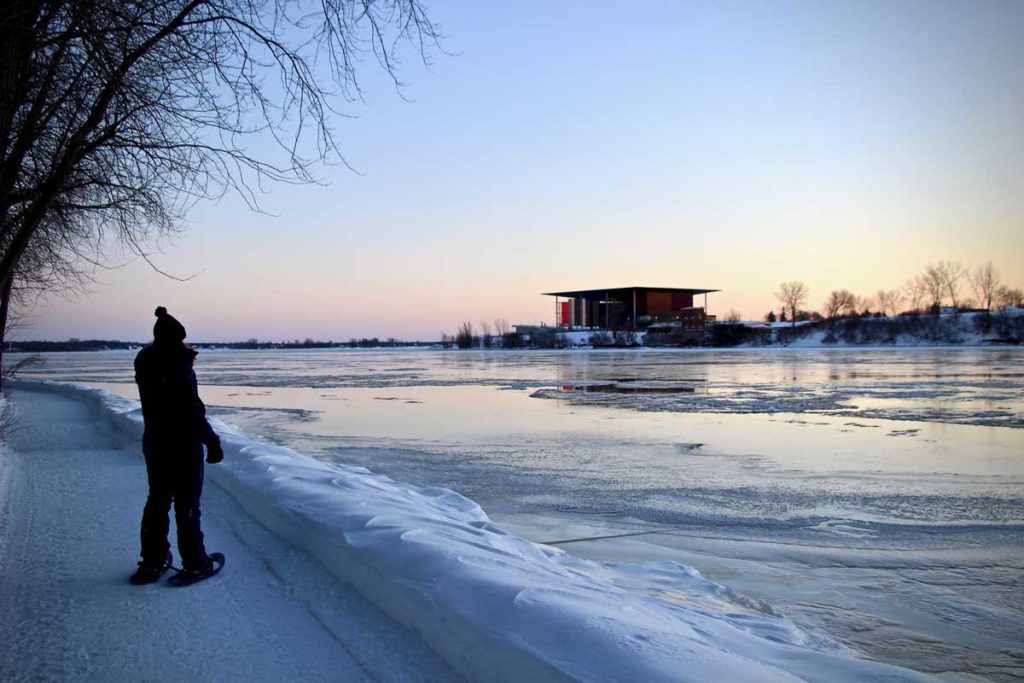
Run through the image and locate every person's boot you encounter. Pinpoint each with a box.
[129,550,173,585]
[167,552,225,586]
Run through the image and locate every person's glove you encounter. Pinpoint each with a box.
[206,439,224,464]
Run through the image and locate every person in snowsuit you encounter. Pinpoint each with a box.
[130,306,224,584]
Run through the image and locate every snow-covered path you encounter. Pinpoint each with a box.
[0,387,460,682]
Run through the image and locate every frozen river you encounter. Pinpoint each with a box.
[15,347,1024,681]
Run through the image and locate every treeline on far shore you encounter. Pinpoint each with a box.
[5,338,433,353]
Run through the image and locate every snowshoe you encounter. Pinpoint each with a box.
[167,552,225,587]
[129,550,174,585]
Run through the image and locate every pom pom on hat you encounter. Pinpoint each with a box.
[152,306,186,342]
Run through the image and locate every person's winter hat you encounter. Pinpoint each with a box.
[153,306,187,342]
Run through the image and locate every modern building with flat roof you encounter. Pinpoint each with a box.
[543,286,718,331]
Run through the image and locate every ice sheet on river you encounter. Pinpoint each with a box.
[15,347,1024,428]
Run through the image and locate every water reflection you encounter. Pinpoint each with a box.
[12,347,1024,427]
[557,383,699,394]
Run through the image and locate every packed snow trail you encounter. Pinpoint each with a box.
[0,387,460,683]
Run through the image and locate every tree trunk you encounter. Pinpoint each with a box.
[0,275,12,391]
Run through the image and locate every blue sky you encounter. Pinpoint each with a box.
[22,0,1024,341]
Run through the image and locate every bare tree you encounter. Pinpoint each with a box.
[875,289,903,317]
[0,0,440,379]
[923,263,947,309]
[455,321,475,349]
[775,281,808,327]
[853,294,873,315]
[493,318,511,336]
[0,203,115,356]
[479,319,492,349]
[971,261,1002,312]
[823,289,856,319]
[997,286,1024,308]
[936,260,967,310]
[903,274,928,312]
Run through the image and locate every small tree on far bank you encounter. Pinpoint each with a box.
[937,260,968,310]
[875,289,903,317]
[997,287,1024,308]
[775,281,808,327]
[455,321,477,349]
[923,264,947,309]
[823,289,856,319]
[479,320,493,348]
[903,274,928,312]
[971,261,1002,313]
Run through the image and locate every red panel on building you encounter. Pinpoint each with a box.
[671,292,694,309]
[561,301,570,325]
[647,291,672,313]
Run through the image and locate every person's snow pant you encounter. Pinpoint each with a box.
[139,440,208,570]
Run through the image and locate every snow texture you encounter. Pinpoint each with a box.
[1,381,937,682]
[0,387,457,683]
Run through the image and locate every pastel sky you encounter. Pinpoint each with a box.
[21,0,1024,342]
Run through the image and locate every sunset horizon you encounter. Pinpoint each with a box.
[13,0,1023,342]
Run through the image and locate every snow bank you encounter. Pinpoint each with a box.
[773,310,1024,348]
[14,379,935,682]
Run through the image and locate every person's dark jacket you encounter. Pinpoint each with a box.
[135,342,220,453]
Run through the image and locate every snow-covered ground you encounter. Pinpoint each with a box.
[0,386,458,683]
[0,381,939,682]
[768,310,1023,348]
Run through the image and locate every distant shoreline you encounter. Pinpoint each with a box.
[3,340,436,353]
[5,340,1021,354]
[6,309,1023,353]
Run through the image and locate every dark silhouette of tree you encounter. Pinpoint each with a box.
[936,259,967,310]
[922,262,948,309]
[997,286,1023,308]
[775,281,807,327]
[0,0,439,380]
[455,321,475,349]
[479,319,492,348]
[822,289,855,319]
[971,261,1002,313]
[874,289,903,317]
[903,274,928,312]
